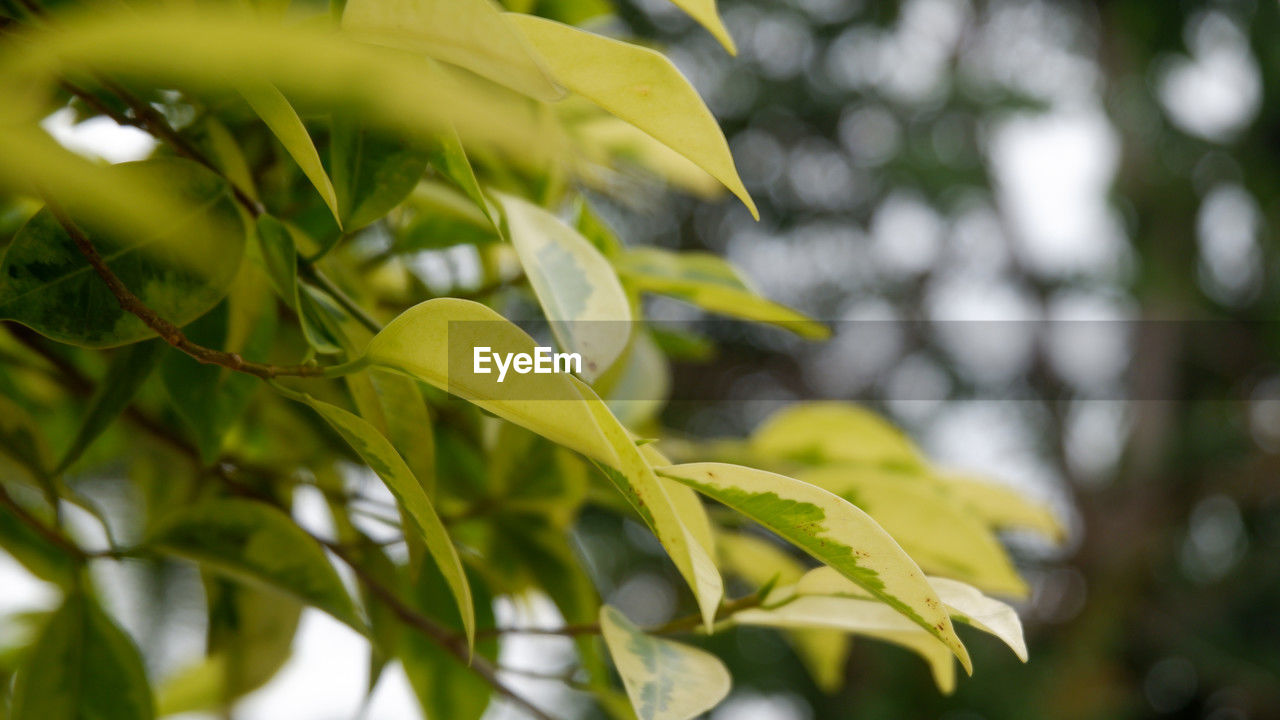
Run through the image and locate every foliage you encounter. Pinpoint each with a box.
[0,0,1062,718]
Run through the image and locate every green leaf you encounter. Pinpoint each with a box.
[11,592,155,720]
[361,298,617,463]
[295,394,474,647]
[582,388,722,629]
[157,579,302,715]
[656,462,972,672]
[0,491,76,587]
[498,192,632,381]
[254,215,299,310]
[56,340,166,474]
[662,0,736,54]
[750,402,927,469]
[401,563,498,720]
[796,568,1027,662]
[430,126,494,224]
[599,605,731,720]
[342,0,561,101]
[0,157,245,348]
[149,498,362,630]
[0,392,56,484]
[161,269,277,463]
[330,115,431,233]
[800,466,1028,598]
[616,248,828,340]
[506,15,758,219]
[241,82,341,226]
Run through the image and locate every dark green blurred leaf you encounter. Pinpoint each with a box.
[0,158,245,348]
[56,339,165,474]
[11,591,155,720]
[150,498,362,629]
[330,115,430,234]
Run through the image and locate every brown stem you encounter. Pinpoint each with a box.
[47,202,324,379]
[320,540,560,720]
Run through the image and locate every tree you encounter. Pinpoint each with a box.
[0,1,1059,718]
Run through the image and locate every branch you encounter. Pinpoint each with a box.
[474,592,765,641]
[47,203,325,380]
[319,540,560,720]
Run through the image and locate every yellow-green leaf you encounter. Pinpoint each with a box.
[796,567,1027,662]
[361,298,616,463]
[582,387,722,628]
[240,82,341,225]
[616,248,828,339]
[342,0,561,101]
[800,465,1028,598]
[938,473,1065,542]
[663,0,736,54]
[656,462,971,672]
[149,499,362,630]
[296,395,473,647]
[735,595,958,693]
[11,592,155,720]
[498,193,632,381]
[599,605,731,720]
[0,157,245,348]
[506,15,757,218]
[751,402,927,469]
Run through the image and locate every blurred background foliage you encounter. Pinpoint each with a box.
[574,0,1280,718]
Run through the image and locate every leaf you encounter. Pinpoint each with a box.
[149,498,362,630]
[0,395,54,484]
[800,466,1028,598]
[498,192,632,381]
[157,579,302,714]
[430,126,493,224]
[240,82,341,226]
[603,329,670,428]
[796,568,1027,662]
[0,157,245,348]
[11,592,155,720]
[330,115,432,233]
[161,269,277,463]
[616,248,828,339]
[656,462,972,672]
[0,492,76,587]
[254,215,299,309]
[506,15,757,219]
[361,298,616,463]
[400,563,498,720]
[663,0,736,54]
[295,394,473,646]
[52,340,162,474]
[599,605,731,720]
[734,596,958,694]
[938,473,1064,542]
[750,402,927,469]
[342,0,561,101]
[582,389,722,629]
[369,369,436,495]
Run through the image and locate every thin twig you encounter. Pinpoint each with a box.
[47,202,325,379]
[475,592,765,641]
